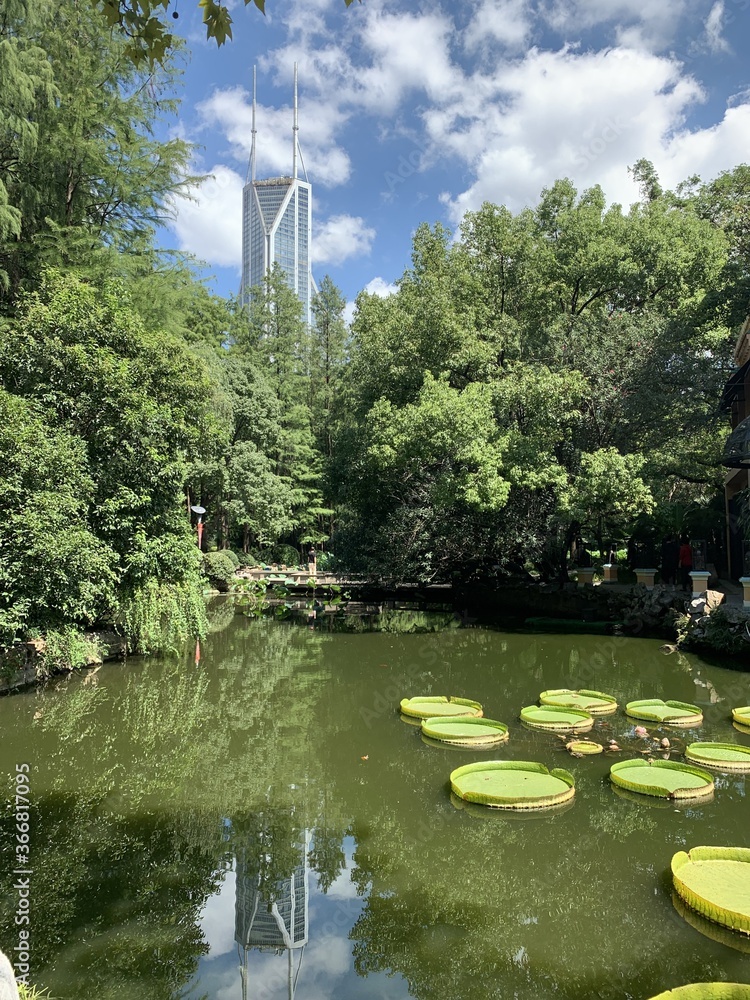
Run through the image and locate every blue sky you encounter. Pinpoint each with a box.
[164,0,750,315]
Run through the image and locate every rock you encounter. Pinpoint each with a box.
[689,597,706,617]
[705,589,725,612]
[0,949,19,1000]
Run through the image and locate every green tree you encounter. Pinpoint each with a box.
[310,275,348,459]
[0,389,117,644]
[0,0,55,291]
[237,266,327,546]
[564,447,654,556]
[0,0,194,307]
[0,271,213,646]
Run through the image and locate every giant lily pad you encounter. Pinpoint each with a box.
[649,985,750,999]
[399,696,482,720]
[450,792,576,820]
[539,688,617,715]
[421,716,508,746]
[733,706,750,726]
[625,698,703,725]
[672,846,750,935]
[520,705,593,732]
[610,759,714,799]
[672,892,750,955]
[566,739,603,755]
[685,742,750,772]
[450,760,575,810]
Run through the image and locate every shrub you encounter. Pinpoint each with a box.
[117,579,208,654]
[225,550,241,568]
[275,544,302,565]
[202,551,237,592]
[40,628,104,673]
[235,552,258,567]
[316,551,338,572]
[677,606,750,656]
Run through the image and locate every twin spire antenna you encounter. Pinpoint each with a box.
[247,63,306,184]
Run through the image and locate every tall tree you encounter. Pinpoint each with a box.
[0,0,194,307]
[309,275,348,460]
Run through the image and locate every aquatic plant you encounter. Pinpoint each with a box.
[685,742,750,772]
[565,740,603,755]
[399,696,483,719]
[520,705,594,732]
[649,984,750,999]
[625,698,703,725]
[610,759,714,799]
[672,846,750,935]
[539,688,617,715]
[450,760,575,810]
[420,716,509,746]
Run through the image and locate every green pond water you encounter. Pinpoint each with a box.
[1,601,750,999]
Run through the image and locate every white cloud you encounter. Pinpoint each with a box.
[364,276,398,297]
[174,0,750,281]
[263,6,464,118]
[197,871,236,956]
[434,45,711,222]
[343,301,356,327]
[343,275,397,326]
[464,0,534,54]
[170,164,244,270]
[313,214,375,266]
[657,101,750,191]
[704,0,730,52]
[543,0,692,48]
[196,86,351,188]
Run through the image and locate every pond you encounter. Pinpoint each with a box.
[1,603,749,999]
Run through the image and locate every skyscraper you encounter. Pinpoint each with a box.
[241,65,313,327]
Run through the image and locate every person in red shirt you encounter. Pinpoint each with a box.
[678,536,692,591]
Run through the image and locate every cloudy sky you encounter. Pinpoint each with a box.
[166,0,750,308]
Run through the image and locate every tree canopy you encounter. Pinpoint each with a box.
[0,0,746,648]
[95,0,360,66]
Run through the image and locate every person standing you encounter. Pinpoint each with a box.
[308,546,317,575]
[678,535,692,591]
[660,534,679,585]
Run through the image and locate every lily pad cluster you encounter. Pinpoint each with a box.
[397,684,750,992]
[398,687,750,816]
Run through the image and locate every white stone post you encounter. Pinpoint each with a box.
[577,567,595,587]
[635,568,657,590]
[739,576,750,608]
[602,563,617,583]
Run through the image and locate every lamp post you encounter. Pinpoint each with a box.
[190,505,206,550]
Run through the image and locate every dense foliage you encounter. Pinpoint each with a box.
[1,0,748,655]
[332,175,743,580]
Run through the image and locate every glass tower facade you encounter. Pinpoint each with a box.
[241,175,313,327]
